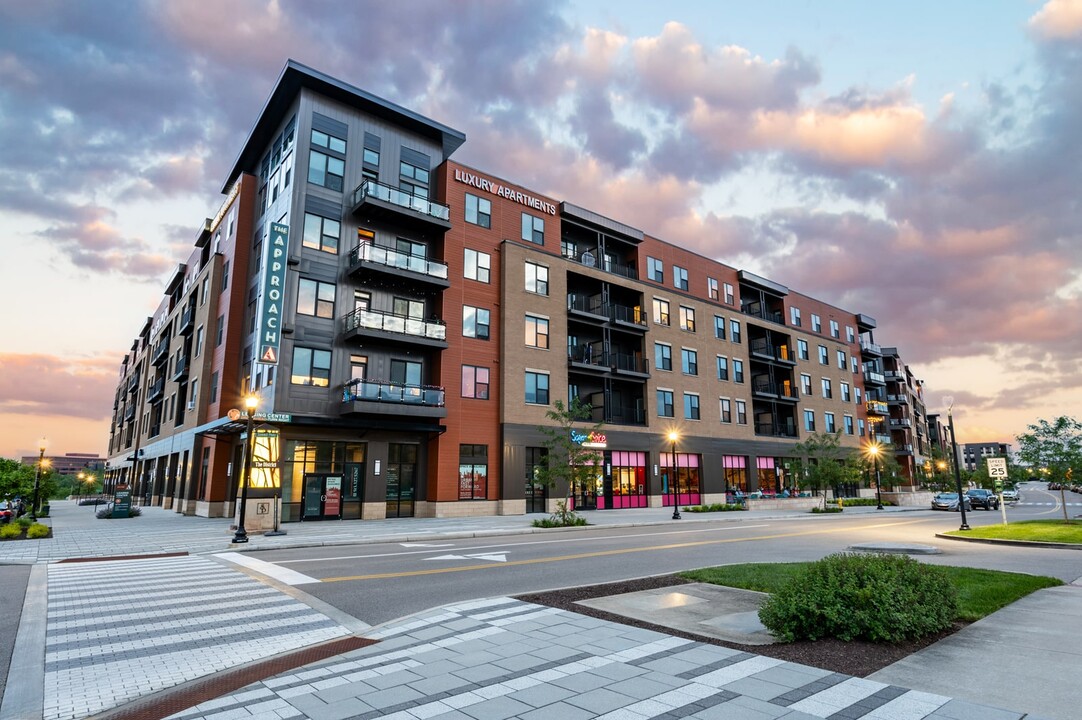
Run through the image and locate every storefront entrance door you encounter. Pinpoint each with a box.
[302,474,343,520]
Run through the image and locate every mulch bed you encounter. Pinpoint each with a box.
[516,575,967,678]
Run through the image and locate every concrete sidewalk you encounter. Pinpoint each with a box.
[2,500,1078,719]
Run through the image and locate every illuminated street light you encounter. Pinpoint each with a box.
[865,441,884,510]
[231,396,259,544]
[943,396,970,531]
[667,430,681,520]
[31,437,47,520]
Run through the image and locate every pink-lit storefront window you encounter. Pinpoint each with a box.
[597,451,648,509]
[723,455,747,493]
[661,452,701,507]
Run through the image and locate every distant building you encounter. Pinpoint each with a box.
[21,453,105,476]
[963,442,1012,473]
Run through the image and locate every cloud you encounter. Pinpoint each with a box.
[0,354,119,421]
[1029,0,1082,39]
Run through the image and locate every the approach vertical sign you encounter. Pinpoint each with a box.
[258,222,289,364]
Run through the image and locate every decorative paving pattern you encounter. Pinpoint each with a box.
[44,556,352,720]
[167,598,1020,720]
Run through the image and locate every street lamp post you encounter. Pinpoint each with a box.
[77,472,86,504]
[231,396,259,544]
[31,438,46,520]
[944,396,970,531]
[667,431,681,520]
[866,442,884,510]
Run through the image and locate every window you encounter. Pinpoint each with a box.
[797,339,809,360]
[351,354,367,383]
[655,343,672,371]
[525,371,550,404]
[713,315,725,340]
[679,306,696,332]
[194,325,204,357]
[656,389,674,417]
[804,409,816,432]
[841,382,851,402]
[830,320,840,338]
[846,325,855,343]
[307,150,344,191]
[216,315,225,347]
[844,416,855,435]
[855,387,862,404]
[221,261,230,292]
[674,265,688,290]
[684,393,700,420]
[464,248,491,283]
[462,365,490,399]
[463,306,490,340]
[525,261,548,295]
[818,345,828,364]
[311,129,346,154]
[729,319,741,343]
[209,371,218,404]
[736,400,747,424]
[399,159,429,197]
[724,282,735,304]
[733,359,745,383]
[825,412,836,433]
[708,278,719,300]
[521,213,544,244]
[851,356,859,373]
[801,373,812,396]
[297,279,336,318]
[525,315,549,349]
[821,378,833,399]
[681,348,698,375]
[652,298,670,326]
[457,445,488,500]
[837,350,847,369]
[811,314,822,333]
[648,257,664,282]
[858,418,866,437]
[465,193,491,228]
[302,213,340,254]
[391,359,422,386]
[363,147,380,168]
[393,297,423,319]
[720,398,732,423]
[291,347,331,387]
[201,277,209,306]
[716,355,729,381]
[790,307,801,326]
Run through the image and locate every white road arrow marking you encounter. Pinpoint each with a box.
[427,552,509,563]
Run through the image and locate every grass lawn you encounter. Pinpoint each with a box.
[681,562,1062,622]
[944,519,1082,544]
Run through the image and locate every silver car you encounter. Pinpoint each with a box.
[1001,488,1019,502]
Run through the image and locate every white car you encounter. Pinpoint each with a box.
[1001,488,1019,502]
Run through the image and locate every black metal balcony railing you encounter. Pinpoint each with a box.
[350,179,451,223]
[741,301,785,325]
[123,404,136,422]
[560,245,638,280]
[343,308,447,341]
[148,377,165,403]
[348,240,448,281]
[568,344,609,369]
[172,354,189,380]
[127,373,140,393]
[151,339,169,366]
[178,306,194,334]
[756,421,798,438]
[613,352,649,374]
[609,303,647,328]
[567,293,606,316]
[749,338,795,363]
[753,381,799,399]
[606,404,646,425]
[343,379,446,407]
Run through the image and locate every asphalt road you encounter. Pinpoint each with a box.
[254,496,1082,627]
[0,565,30,699]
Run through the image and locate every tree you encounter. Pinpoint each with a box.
[534,398,605,519]
[1016,416,1082,522]
[790,432,859,498]
[0,458,36,502]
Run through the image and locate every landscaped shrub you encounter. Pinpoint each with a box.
[810,505,843,513]
[758,552,958,643]
[0,524,23,539]
[16,516,33,529]
[684,503,747,513]
[95,506,142,519]
[26,523,50,539]
[841,498,893,507]
[531,501,587,528]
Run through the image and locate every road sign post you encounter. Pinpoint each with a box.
[987,457,1009,525]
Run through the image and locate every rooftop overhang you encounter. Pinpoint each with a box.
[560,202,644,243]
[222,60,466,193]
[737,270,788,297]
[163,263,187,296]
[857,313,877,331]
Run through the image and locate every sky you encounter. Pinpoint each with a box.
[1,0,1080,460]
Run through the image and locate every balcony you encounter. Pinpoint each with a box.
[151,338,170,366]
[756,420,798,438]
[896,443,915,455]
[126,372,140,395]
[864,369,886,385]
[172,353,189,382]
[866,400,889,416]
[860,339,882,356]
[342,308,448,349]
[884,370,905,382]
[609,303,647,331]
[752,381,799,402]
[568,344,609,373]
[178,306,194,335]
[612,352,649,378]
[749,339,796,365]
[875,433,893,445]
[741,301,784,325]
[347,241,450,289]
[349,179,451,231]
[341,379,447,419]
[599,403,646,426]
[889,417,913,428]
[567,293,607,321]
[123,404,136,422]
[561,246,638,280]
[886,393,909,405]
[147,377,165,404]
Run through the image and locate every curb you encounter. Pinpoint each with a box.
[934,533,1082,550]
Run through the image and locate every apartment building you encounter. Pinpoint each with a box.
[963,442,1012,473]
[104,60,924,523]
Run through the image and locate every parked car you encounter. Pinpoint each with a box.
[966,488,1000,510]
[931,492,971,511]
[1001,488,1019,502]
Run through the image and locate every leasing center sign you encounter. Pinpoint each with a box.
[453,168,556,215]
[258,222,289,364]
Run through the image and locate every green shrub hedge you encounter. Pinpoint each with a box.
[810,505,843,513]
[0,524,22,539]
[758,552,958,643]
[26,523,50,539]
[841,498,893,507]
[684,503,747,513]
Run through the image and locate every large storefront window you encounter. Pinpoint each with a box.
[756,457,793,494]
[282,440,365,521]
[598,451,647,510]
[458,444,488,500]
[723,455,747,494]
[661,452,701,507]
[525,447,548,513]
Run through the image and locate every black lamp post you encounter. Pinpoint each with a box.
[232,396,259,544]
[866,442,885,510]
[668,431,681,520]
[945,396,970,531]
[31,438,46,520]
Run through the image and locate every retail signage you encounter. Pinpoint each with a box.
[453,168,556,215]
[570,430,607,449]
[325,476,342,516]
[113,483,131,519]
[257,222,289,364]
[253,412,292,423]
[249,427,281,488]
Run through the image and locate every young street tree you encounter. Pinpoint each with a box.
[1016,415,1082,522]
[790,432,859,499]
[534,397,605,523]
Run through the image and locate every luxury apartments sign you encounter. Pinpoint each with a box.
[258,222,289,364]
[453,168,557,215]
